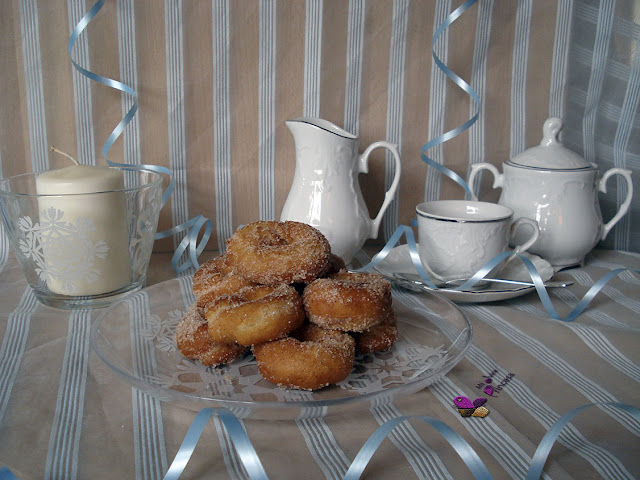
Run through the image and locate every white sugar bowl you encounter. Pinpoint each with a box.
[468,117,633,270]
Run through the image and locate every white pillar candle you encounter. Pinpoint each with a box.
[35,164,131,296]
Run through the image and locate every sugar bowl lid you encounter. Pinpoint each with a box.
[508,117,593,170]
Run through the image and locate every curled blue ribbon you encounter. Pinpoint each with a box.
[421,0,479,198]
[359,223,640,323]
[163,408,267,480]
[344,415,493,480]
[168,402,639,480]
[69,0,212,271]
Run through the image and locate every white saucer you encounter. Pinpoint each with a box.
[374,244,555,303]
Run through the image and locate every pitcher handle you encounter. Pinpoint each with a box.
[598,168,634,240]
[358,141,402,239]
[467,163,503,201]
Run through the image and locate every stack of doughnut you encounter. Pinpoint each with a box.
[175,220,397,391]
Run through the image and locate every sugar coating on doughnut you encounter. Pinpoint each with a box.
[175,305,247,366]
[205,284,305,346]
[195,272,257,309]
[303,271,392,332]
[317,254,347,279]
[192,255,257,308]
[351,311,398,354]
[253,324,355,391]
[192,256,233,294]
[225,221,331,285]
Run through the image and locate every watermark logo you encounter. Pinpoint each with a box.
[453,370,515,418]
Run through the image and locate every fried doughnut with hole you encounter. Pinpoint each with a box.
[175,305,247,366]
[192,255,256,308]
[351,311,397,354]
[303,271,392,332]
[205,284,305,346]
[253,323,355,390]
[225,221,331,285]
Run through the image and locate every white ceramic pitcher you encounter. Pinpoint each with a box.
[280,117,401,263]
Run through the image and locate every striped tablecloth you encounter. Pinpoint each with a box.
[0,249,639,480]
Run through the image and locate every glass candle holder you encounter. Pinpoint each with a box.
[0,168,163,309]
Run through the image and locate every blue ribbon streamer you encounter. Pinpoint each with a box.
[525,402,640,480]
[168,402,639,480]
[68,0,212,271]
[344,415,493,480]
[163,408,267,480]
[0,467,18,480]
[359,223,640,323]
[421,0,479,198]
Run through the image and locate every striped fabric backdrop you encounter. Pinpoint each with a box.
[1,0,639,255]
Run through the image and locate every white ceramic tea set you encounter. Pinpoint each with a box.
[280,116,633,302]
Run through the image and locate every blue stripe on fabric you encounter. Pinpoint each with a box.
[303,0,323,117]
[394,287,635,480]
[382,0,409,241]
[343,0,365,136]
[129,292,167,479]
[0,150,7,273]
[165,0,190,253]
[575,1,640,39]
[430,379,534,479]
[509,0,532,157]
[423,0,451,202]
[467,0,493,199]
[566,268,640,323]
[212,0,233,252]
[611,36,640,250]
[116,0,141,167]
[466,304,640,437]
[19,0,49,172]
[258,0,277,221]
[513,299,640,384]
[549,0,574,118]
[564,130,640,169]
[581,0,615,164]
[370,401,453,480]
[0,288,38,423]
[297,413,350,479]
[67,0,97,166]
[44,309,91,480]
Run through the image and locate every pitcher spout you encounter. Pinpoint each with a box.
[286,117,357,141]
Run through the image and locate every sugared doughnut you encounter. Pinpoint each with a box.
[351,311,398,354]
[303,271,392,332]
[192,255,256,308]
[205,284,305,346]
[319,254,347,278]
[253,323,355,390]
[225,221,331,285]
[175,305,247,366]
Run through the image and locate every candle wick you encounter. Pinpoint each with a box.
[50,146,79,166]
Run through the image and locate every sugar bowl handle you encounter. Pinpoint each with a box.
[467,162,504,201]
[598,168,634,240]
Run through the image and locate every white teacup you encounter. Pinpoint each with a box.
[416,200,539,283]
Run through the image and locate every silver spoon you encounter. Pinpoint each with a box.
[392,271,573,289]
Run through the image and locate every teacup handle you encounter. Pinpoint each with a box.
[358,141,402,239]
[510,217,540,254]
[598,168,633,241]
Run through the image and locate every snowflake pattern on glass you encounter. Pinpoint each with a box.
[138,308,451,403]
[18,208,109,294]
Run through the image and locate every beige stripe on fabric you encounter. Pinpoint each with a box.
[183,1,216,237]
[229,2,260,228]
